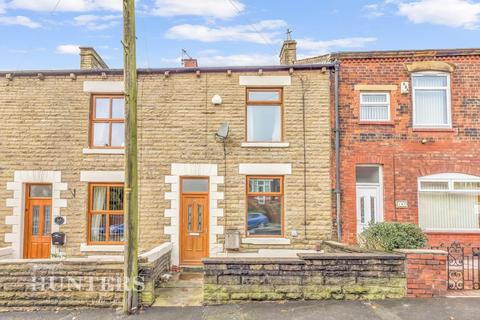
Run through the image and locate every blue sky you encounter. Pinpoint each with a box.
[0,0,479,70]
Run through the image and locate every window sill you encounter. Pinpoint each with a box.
[241,238,291,245]
[241,142,290,148]
[358,121,394,126]
[83,148,125,155]
[80,243,124,252]
[412,128,454,132]
[424,229,480,234]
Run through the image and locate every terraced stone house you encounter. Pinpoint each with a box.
[0,45,333,266]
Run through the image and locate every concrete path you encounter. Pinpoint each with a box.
[153,272,203,307]
[0,298,478,320]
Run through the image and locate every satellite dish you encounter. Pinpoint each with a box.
[215,122,229,141]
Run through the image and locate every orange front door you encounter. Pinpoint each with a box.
[24,185,52,259]
[180,192,209,266]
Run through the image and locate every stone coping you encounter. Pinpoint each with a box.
[0,256,124,265]
[321,240,371,253]
[139,242,172,263]
[298,252,404,260]
[394,249,448,255]
[203,257,305,265]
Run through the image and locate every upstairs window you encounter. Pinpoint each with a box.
[90,95,125,148]
[412,72,451,128]
[246,88,283,142]
[360,92,390,122]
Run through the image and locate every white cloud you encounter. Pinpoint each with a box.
[152,0,244,19]
[363,3,385,18]
[9,0,122,12]
[0,15,41,28]
[161,53,278,67]
[165,20,288,44]
[0,1,6,14]
[74,14,120,30]
[55,44,80,55]
[298,37,377,55]
[397,0,480,29]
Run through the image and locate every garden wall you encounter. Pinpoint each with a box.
[0,243,172,311]
[203,253,407,304]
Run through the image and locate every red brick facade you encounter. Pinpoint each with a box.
[401,249,448,298]
[335,52,480,246]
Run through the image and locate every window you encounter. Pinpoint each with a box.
[418,173,480,231]
[360,92,390,122]
[246,88,283,142]
[412,72,451,128]
[88,183,124,243]
[90,95,125,148]
[246,176,283,237]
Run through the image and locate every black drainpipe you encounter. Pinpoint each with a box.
[334,61,342,241]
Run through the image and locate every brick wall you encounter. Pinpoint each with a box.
[203,253,406,303]
[335,54,480,244]
[0,68,332,257]
[397,249,448,298]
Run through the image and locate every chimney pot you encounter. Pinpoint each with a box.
[182,58,198,68]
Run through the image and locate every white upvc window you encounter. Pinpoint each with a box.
[360,92,390,122]
[418,173,480,232]
[412,72,451,128]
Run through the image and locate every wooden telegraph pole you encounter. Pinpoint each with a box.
[123,0,139,314]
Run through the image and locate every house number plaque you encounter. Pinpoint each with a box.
[395,200,408,209]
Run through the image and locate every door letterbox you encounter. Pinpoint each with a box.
[51,232,65,246]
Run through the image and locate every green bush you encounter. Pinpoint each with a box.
[360,222,427,252]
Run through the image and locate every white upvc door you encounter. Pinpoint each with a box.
[356,185,383,234]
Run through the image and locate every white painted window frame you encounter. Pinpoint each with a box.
[359,92,390,122]
[418,173,480,194]
[412,71,452,129]
[418,173,480,232]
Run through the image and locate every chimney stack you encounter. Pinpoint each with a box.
[279,29,297,65]
[182,58,198,68]
[79,47,109,70]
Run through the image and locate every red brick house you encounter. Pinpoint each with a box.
[299,48,480,248]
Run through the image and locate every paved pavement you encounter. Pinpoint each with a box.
[0,298,478,320]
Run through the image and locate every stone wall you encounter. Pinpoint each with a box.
[0,243,172,310]
[203,253,406,304]
[0,257,124,311]
[138,243,172,306]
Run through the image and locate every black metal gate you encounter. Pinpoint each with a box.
[447,242,480,290]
